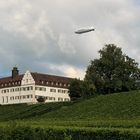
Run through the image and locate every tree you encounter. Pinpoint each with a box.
[85,44,140,94]
[69,79,95,100]
[69,79,82,100]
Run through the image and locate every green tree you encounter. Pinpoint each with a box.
[69,79,95,100]
[85,44,140,94]
[69,79,82,100]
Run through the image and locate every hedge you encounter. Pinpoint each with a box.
[0,126,139,140]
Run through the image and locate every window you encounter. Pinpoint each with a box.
[39,87,43,91]
[6,89,9,93]
[64,90,68,93]
[3,90,6,93]
[22,87,26,91]
[2,97,4,103]
[10,88,14,92]
[58,98,63,101]
[27,95,30,98]
[45,96,55,100]
[50,89,56,92]
[27,87,30,91]
[15,88,19,92]
[6,96,9,103]
[58,89,68,93]
[64,98,70,101]
[15,96,19,99]
[10,96,14,100]
[49,97,55,100]
[35,87,46,91]
[23,95,26,99]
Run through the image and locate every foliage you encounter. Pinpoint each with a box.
[85,44,140,94]
[69,79,95,100]
[0,126,139,140]
[69,79,83,99]
[0,91,139,121]
[36,96,46,103]
[0,91,139,139]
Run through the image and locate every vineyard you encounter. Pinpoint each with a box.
[0,90,140,139]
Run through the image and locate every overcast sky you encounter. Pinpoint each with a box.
[0,0,140,79]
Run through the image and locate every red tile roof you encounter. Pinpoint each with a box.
[0,72,72,89]
[0,75,23,88]
[31,72,72,88]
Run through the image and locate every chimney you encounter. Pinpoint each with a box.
[12,67,19,78]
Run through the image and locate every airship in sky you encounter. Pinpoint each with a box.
[75,27,95,34]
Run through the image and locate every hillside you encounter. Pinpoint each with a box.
[0,90,140,139]
[0,90,139,121]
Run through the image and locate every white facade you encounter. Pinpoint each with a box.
[0,71,70,105]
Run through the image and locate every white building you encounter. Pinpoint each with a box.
[0,67,72,105]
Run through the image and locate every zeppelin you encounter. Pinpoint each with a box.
[75,27,95,34]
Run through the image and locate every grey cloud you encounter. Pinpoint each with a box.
[0,0,140,79]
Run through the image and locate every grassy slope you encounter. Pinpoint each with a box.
[0,90,139,120]
[41,91,140,120]
[0,90,139,128]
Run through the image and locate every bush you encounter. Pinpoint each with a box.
[0,126,139,140]
[36,96,46,103]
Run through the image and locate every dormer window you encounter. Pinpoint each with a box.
[41,81,44,84]
[51,82,53,85]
